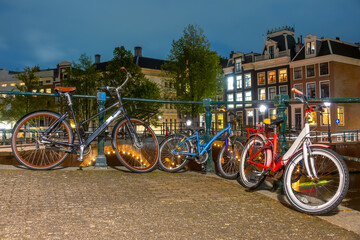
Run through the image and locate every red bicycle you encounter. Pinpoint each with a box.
[237,88,349,215]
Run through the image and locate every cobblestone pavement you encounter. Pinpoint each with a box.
[0,166,359,240]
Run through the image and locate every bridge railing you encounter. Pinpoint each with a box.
[1,91,360,169]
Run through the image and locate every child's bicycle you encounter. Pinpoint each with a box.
[237,88,349,215]
[11,67,159,172]
[158,112,243,179]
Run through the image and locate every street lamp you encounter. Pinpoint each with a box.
[324,102,331,143]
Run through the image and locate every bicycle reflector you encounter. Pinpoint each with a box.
[263,119,271,125]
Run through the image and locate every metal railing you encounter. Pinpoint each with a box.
[1,91,360,168]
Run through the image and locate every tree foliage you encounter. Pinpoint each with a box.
[103,46,162,124]
[63,54,101,122]
[0,66,55,123]
[162,24,223,117]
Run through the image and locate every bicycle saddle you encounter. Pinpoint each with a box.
[54,86,76,93]
[263,118,284,126]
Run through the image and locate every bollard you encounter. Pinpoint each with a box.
[274,94,289,154]
[95,92,107,168]
[203,98,215,173]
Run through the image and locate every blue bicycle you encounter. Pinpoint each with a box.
[158,121,244,179]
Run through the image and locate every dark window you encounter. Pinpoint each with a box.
[306,65,315,78]
[307,83,316,98]
[269,46,274,59]
[320,62,329,75]
[294,67,302,79]
[320,82,330,98]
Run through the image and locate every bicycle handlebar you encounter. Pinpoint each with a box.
[96,67,132,96]
[291,88,303,96]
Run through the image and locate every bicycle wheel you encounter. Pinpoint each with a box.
[237,136,270,190]
[113,118,159,173]
[158,133,191,172]
[11,110,73,170]
[217,137,243,179]
[283,147,349,215]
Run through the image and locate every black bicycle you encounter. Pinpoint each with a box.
[11,67,159,172]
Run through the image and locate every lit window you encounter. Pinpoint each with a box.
[279,69,287,82]
[320,62,329,76]
[227,93,234,109]
[227,76,234,91]
[269,108,277,120]
[10,83,15,86]
[268,87,276,100]
[236,93,243,108]
[258,88,266,100]
[306,83,316,98]
[306,41,315,55]
[39,89,44,93]
[257,72,265,85]
[279,85,288,95]
[309,111,317,126]
[1,84,7,87]
[320,81,330,98]
[337,107,344,126]
[46,88,52,93]
[306,65,315,78]
[236,75,242,89]
[20,83,25,86]
[244,73,251,88]
[245,91,252,107]
[322,107,331,126]
[294,67,302,80]
[268,71,276,84]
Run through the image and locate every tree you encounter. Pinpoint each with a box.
[103,46,162,124]
[0,66,55,122]
[162,24,223,117]
[63,54,101,122]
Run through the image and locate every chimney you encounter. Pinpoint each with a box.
[95,54,100,64]
[134,46,142,57]
[336,37,340,40]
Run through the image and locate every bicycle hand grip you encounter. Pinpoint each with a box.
[292,88,303,96]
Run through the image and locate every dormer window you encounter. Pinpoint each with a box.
[235,58,242,72]
[306,41,315,55]
[269,46,274,59]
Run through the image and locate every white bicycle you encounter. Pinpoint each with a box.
[237,88,349,215]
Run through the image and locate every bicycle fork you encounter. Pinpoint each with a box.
[302,140,319,181]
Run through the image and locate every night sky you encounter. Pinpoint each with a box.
[1,0,359,71]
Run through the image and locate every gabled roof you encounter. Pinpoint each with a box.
[292,39,360,61]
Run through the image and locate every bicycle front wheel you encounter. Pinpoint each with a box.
[113,118,159,173]
[237,136,270,189]
[217,137,243,179]
[158,134,191,172]
[11,110,73,170]
[283,147,349,215]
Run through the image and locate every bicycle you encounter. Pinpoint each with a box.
[11,67,159,172]
[237,88,349,215]
[158,112,244,179]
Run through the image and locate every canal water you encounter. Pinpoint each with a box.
[342,172,360,211]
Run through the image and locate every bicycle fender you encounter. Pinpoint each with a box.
[285,144,331,163]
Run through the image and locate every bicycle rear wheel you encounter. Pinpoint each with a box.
[113,118,159,173]
[217,137,243,179]
[11,110,73,170]
[283,147,349,215]
[158,133,191,172]
[237,136,270,190]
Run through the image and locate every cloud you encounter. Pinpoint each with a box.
[25,29,66,63]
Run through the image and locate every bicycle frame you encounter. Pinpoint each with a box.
[172,123,232,157]
[40,92,134,160]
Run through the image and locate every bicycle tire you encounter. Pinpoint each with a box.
[283,147,349,215]
[11,110,73,170]
[113,118,159,173]
[217,137,243,179]
[237,136,270,190]
[158,133,191,172]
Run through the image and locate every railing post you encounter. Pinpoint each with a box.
[203,98,214,173]
[274,94,289,154]
[95,92,107,168]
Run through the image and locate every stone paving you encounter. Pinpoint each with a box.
[0,166,359,240]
